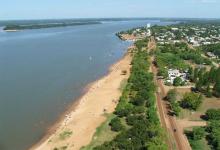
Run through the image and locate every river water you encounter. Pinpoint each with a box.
[0,19,173,150]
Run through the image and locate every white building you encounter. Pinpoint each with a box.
[166,69,187,84]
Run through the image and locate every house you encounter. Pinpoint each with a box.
[166,69,187,84]
[206,52,218,59]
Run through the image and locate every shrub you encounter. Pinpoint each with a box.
[181,92,203,110]
[173,77,183,86]
[109,117,124,132]
[205,109,220,120]
[192,127,205,140]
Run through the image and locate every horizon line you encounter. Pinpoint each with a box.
[1,17,220,21]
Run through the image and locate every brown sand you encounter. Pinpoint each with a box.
[120,34,136,41]
[30,53,132,150]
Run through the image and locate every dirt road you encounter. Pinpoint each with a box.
[151,61,192,150]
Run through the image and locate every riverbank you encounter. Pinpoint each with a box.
[30,51,132,150]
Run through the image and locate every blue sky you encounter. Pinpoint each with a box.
[1,0,220,20]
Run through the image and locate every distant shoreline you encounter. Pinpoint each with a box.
[3,21,101,31]
[4,29,19,32]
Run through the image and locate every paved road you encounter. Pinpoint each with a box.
[151,60,192,150]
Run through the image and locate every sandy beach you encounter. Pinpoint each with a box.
[30,52,132,150]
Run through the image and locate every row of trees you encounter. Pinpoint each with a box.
[94,39,167,150]
[192,66,220,98]
[200,43,220,57]
[158,43,211,66]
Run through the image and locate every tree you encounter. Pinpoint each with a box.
[173,77,182,86]
[195,80,203,92]
[166,89,177,103]
[193,68,199,82]
[170,101,181,116]
[205,84,212,97]
[192,127,205,140]
[209,66,217,83]
[181,92,203,110]
[213,79,220,98]
[109,117,124,132]
[205,109,220,120]
[188,67,194,81]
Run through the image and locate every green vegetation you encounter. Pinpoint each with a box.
[205,109,220,121]
[134,38,148,50]
[81,114,118,150]
[59,130,73,140]
[185,108,220,150]
[166,89,178,103]
[3,21,101,30]
[181,92,203,111]
[166,89,181,116]
[155,52,188,79]
[213,78,220,97]
[200,43,220,57]
[193,66,220,97]
[173,77,183,86]
[206,120,220,150]
[185,127,207,150]
[109,117,125,132]
[156,43,211,69]
[92,39,167,150]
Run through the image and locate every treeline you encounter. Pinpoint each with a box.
[159,43,212,65]
[94,39,168,150]
[200,43,220,57]
[192,66,220,98]
[3,21,101,30]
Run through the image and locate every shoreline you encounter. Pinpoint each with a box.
[30,50,132,150]
[3,29,19,32]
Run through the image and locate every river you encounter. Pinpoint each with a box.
[0,19,173,150]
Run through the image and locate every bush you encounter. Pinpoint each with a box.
[166,89,177,102]
[173,77,183,86]
[170,101,181,116]
[205,109,220,120]
[181,92,203,110]
[109,117,124,132]
[192,127,205,140]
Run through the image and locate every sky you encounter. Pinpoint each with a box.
[1,0,220,20]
